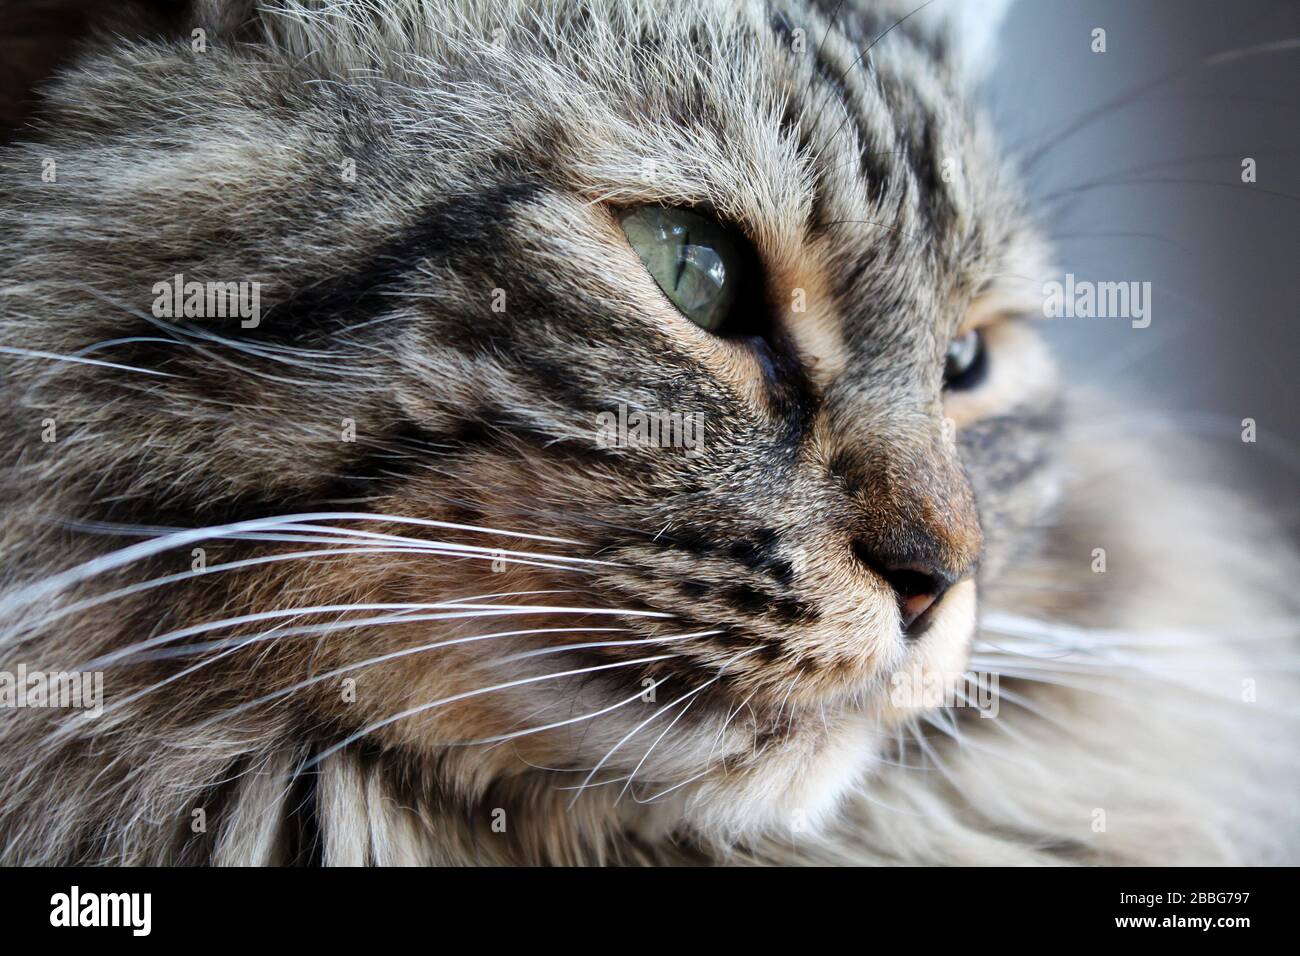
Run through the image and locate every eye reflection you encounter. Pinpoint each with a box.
[620,206,741,332]
[943,328,986,390]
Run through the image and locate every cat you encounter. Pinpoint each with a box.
[0,0,1295,865]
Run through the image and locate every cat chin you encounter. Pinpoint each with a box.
[658,710,882,848]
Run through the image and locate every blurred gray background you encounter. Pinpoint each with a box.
[987,0,1299,513]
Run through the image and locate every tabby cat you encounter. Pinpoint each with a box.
[0,0,1295,865]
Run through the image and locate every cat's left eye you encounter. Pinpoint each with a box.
[943,328,986,389]
[619,206,741,333]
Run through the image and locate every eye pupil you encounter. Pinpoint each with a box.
[943,329,986,389]
[620,206,740,332]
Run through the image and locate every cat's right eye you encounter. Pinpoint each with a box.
[619,206,743,333]
[943,328,987,390]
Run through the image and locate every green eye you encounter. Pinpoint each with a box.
[619,206,741,332]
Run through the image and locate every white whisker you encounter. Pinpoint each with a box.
[83,601,672,670]
[188,626,639,732]
[0,344,177,377]
[0,510,587,617]
[568,673,727,809]
[443,676,671,747]
[494,630,721,664]
[299,654,679,771]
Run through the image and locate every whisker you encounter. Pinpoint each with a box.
[976,680,1084,737]
[9,537,578,644]
[494,630,722,665]
[629,766,711,805]
[83,601,672,671]
[982,611,1300,650]
[626,654,765,806]
[1040,176,1300,207]
[0,510,588,617]
[1019,37,1300,170]
[615,692,705,805]
[187,626,668,737]
[442,676,673,748]
[568,665,740,810]
[298,654,679,772]
[75,283,373,377]
[0,344,177,378]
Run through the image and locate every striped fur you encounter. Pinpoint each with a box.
[0,0,1295,865]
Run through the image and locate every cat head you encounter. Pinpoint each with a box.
[0,0,1059,849]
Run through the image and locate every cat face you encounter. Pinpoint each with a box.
[1,0,1058,844]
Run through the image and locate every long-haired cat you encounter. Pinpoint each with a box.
[0,0,1295,865]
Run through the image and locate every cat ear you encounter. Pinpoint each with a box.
[915,0,1015,81]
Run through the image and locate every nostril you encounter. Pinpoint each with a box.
[882,567,940,599]
[881,567,945,633]
[850,541,952,636]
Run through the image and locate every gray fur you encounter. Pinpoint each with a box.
[0,0,1295,865]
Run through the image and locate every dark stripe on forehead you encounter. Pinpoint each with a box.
[795,1,963,239]
[808,0,951,63]
[875,67,957,237]
[105,178,545,375]
[816,53,893,210]
[797,13,895,220]
[908,120,942,233]
[769,6,798,45]
[259,179,544,343]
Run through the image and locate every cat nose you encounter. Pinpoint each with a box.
[826,415,983,633]
[851,542,958,635]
